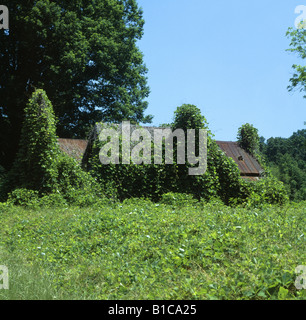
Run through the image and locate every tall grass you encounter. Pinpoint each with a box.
[0,249,64,300]
[0,200,305,300]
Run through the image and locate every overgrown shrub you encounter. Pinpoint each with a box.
[38,193,68,208]
[5,89,60,194]
[88,126,180,201]
[236,177,289,207]
[5,189,67,208]
[7,189,40,207]
[160,192,197,206]
[122,197,154,207]
[0,89,113,207]
[87,104,288,206]
[255,177,289,205]
[237,123,260,156]
[55,153,110,206]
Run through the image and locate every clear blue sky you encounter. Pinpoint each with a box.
[137,0,306,141]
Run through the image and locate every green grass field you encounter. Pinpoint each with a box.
[0,199,305,300]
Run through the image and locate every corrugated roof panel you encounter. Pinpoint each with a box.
[58,138,88,163]
[57,132,264,178]
[215,141,263,176]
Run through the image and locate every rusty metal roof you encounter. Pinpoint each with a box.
[215,141,263,176]
[58,138,88,163]
[57,132,263,178]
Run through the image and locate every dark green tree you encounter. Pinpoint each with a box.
[1,88,103,204]
[172,104,242,203]
[237,123,260,156]
[87,104,289,205]
[265,137,288,163]
[173,104,208,131]
[5,89,60,194]
[172,104,210,165]
[263,129,306,200]
[0,0,152,169]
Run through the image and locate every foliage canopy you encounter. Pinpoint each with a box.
[0,0,152,169]
[87,104,288,205]
[1,89,105,205]
[237,123,260,156]
[261,129,306,201]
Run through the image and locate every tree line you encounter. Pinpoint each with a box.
[259,129,306,201]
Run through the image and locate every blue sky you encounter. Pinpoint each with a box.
[137,0,306,141]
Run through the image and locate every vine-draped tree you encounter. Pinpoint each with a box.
[237,123,260,156]
[6,89,61,194]
[0,0,152,169]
